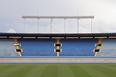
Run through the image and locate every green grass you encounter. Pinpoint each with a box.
[0,63,116,77]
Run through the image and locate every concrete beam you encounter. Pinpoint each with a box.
[22,16,94,19]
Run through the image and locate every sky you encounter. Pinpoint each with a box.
[0,0,116,33]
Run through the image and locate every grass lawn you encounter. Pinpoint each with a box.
[0,63,116,77]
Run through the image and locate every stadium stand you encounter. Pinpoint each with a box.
[18,39,57,56]
[17,39,97,56]
[0,38,98,56]
[0,33,116,57]
[60,39,97,56]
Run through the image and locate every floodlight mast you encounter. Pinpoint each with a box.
[22,16,94,33]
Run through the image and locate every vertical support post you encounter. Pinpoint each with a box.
[64,18,65,33]
[91,18,92,33]
[24,18,25,33]
[77,18,79,33]
[94,38,103,56]
[94,52,98,56]
[57,39,60,56]
[57,52,59,56]
[13,38,22,56]
[37,18,39,33]
[50,18,53,33]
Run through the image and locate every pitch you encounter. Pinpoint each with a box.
[0,63,116,77]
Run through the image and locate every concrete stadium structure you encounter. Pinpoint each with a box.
[0,33,116,63]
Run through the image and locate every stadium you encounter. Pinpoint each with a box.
[0,15,116,77]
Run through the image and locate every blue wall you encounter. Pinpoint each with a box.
[60,39,97,56]
[0,38,116,57]
[18,39,98,56]
[18,39,56,56]
[0,39,107,57]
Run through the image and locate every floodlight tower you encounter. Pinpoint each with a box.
[22,16,94,33]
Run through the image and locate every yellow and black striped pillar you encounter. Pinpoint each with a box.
[13,38,23,56]
[54,39,62,56]
[93,38,103,56]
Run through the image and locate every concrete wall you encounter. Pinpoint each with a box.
[0,57,116,63]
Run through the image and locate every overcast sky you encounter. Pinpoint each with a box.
[0,0,116,33]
